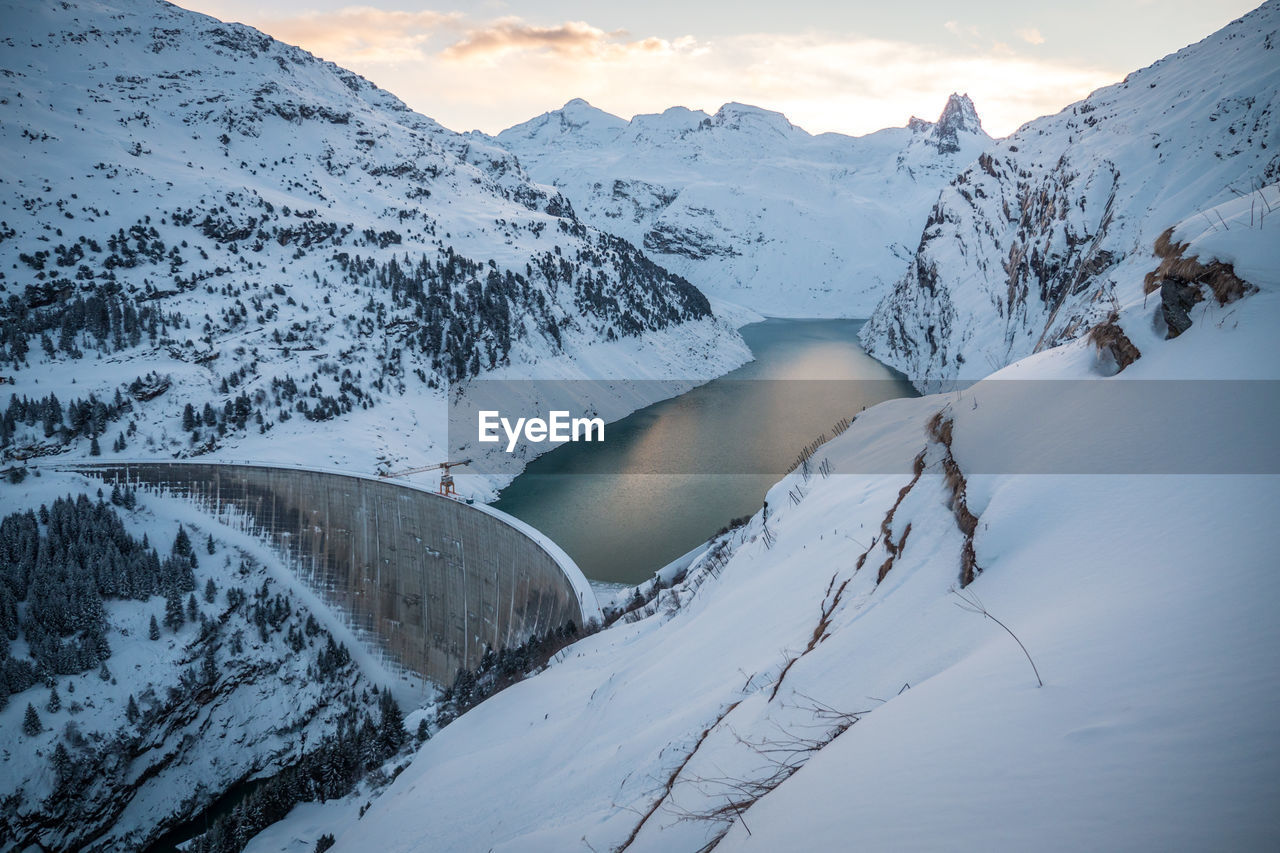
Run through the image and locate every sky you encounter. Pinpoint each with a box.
[177,0,1262,138]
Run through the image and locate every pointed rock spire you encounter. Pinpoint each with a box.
[930,93,984,153]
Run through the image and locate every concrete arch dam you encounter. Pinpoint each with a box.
[65,462,600,687]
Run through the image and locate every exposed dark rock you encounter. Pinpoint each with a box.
[930,93,984,154]
[643,223,740,260]
[1159,277,1204,338]
[1144,227,1256,340]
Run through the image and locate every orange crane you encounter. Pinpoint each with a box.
[380,459,473,497]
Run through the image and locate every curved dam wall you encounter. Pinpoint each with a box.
[65,462,599,687]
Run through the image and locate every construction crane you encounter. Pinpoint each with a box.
[380,459,472,498]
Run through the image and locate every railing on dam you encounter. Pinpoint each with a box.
[59,461,601,688]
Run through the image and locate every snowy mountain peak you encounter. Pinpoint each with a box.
[495,92,992,315]
[557,97,620,126]
[937,92,983,132]
[905,93,984,144]
[498,98,627,147]
[0,0,737,473]
[929,92,985,153]
[628,105,711,138]
[708,102,802,137]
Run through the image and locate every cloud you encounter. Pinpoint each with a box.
[1017,27,1046,45]
[441,18,671,61]
[944,20,981,40]
[178,3,1124,138]
[694,33,1117,137]
[251,6,460,65]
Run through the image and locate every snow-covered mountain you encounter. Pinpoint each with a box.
[860,1,1280,388]
[0,0,747,843]
[0,0,747,479]
[3,0,1277,850]
[264,181,1280,852]
[236,8,1280,853]
[492,95,989,316]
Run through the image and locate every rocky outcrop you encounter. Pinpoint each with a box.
[861,150,1122,387]
[1144,227,1256,338]
[928,93,984,154]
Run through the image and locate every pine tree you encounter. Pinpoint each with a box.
[204,577,217,604]
[164,590,185,632]
[377,689,405,755]
[98,661,111,681]
[148,613,161,640]
[23,703,41,736]
[126,694,140,724]
[51,741,71,787]
[200,643,218,685]
[187,593,198,623]
[89,433,100,456]
[173,525,192,559]
[47,685,61,713]
[182,403,196,431]
[205,534,215,555]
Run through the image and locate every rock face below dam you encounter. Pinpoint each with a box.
[64,462,600,688]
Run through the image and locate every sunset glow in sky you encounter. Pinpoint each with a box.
[178,0,1260,137]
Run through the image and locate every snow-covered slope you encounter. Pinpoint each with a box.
[860,1,1280,389]
[222,9,1280,851]
[263,148,1280,851]
[492,95,989,317]
[255,207,1278,851]
[0,0,746,480]
[5,0,1278,850]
